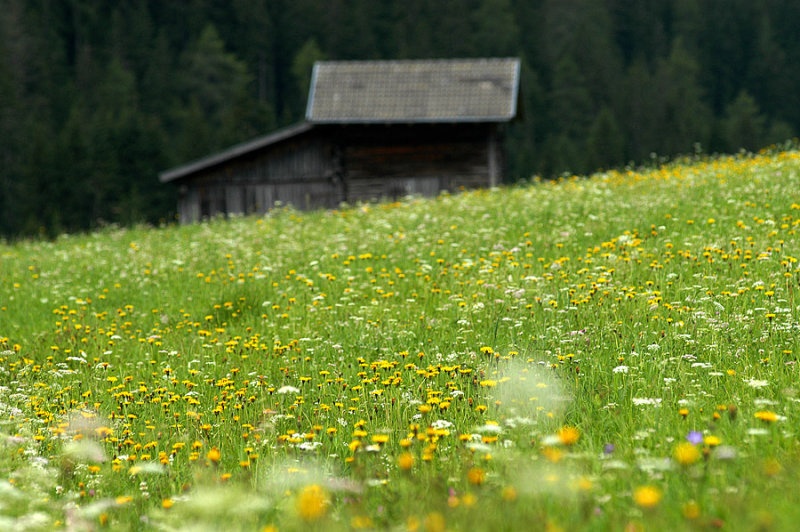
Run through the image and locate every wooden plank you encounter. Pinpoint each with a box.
[344,141,488,179]
[175,122,505,222]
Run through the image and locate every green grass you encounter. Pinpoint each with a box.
[2,149,800,531]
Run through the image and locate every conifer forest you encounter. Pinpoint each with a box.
[1,0,798,237]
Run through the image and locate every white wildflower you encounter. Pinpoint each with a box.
[632,397,662,407]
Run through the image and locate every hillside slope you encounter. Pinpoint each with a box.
[1,151,800,530]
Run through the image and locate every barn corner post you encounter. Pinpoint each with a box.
[488,126,499,187]
[330,141,347,207]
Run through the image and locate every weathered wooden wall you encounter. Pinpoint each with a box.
[336,123,500,203]
[176,123,503,223]
[177,131,340,223]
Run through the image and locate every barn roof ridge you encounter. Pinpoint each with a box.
[308,56,519,65]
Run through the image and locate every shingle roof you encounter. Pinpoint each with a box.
[306,58,520,124]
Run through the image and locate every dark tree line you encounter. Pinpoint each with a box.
[1,0,798,237]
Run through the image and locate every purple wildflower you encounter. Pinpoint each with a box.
[686,431,703,444]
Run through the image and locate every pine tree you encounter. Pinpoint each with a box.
[473,0,519,57]
[587,107,626,171]
[722,90,766,152]
[652,39,712,155]
[291,38,326,116]
[176,24,261,157]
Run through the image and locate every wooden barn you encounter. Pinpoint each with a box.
[160,58,521,223]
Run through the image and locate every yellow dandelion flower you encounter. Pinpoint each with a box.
[682,500,700,520]
[704,435,721,447]
[296,484,329,522]
[574,477,593,492]
[162,498,174,509]
[556,426,580,446]
[351,515,373,529]
[673,442,700,466]
[206,447,221,463]
[501,486,517,502]
[447,494,459,508]
[423,512,446,532]
[633,485,662,508]
[467,467,485,485]
[542,446,563,463]
[754,411,777,423]
[398,452,415,471]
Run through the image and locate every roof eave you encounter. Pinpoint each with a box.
[510,58,521,120]
[304,62,321,121]
[309,115,516,125]
[159,122,314,183]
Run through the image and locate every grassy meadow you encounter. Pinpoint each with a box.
[2,150,800,531]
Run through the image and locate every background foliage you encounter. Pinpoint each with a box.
[1,0,798,237]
